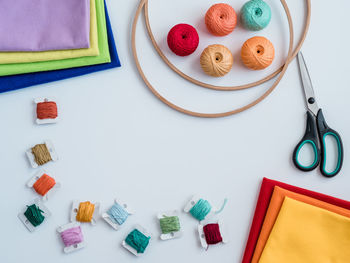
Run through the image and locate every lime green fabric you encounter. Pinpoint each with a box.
[0,0,110,77]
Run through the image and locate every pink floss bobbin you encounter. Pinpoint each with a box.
[57,222,85,253]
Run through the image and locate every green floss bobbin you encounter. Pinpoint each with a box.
[241,0,271,31]
[24,204,45,227]
[160,216,180,234]
[124,228,151,255]
[190,199,212,221]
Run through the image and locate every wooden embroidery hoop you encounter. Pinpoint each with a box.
[132,0,311,118]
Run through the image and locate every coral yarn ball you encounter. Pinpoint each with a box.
[167,24,199,56]
[200,44,233,77]
[240,0,271,31]
[205,3,237,36]
[241,36,275,70]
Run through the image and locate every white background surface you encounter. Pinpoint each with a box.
[0,0,349,262]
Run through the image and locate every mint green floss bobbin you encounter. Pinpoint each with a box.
[240,0,271,31]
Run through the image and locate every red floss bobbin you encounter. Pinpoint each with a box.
[203,223,223,245]
[167,24,199,56]
[198,221,228,249]
[35,98,59,124]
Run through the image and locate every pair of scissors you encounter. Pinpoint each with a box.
[293,52,344,177]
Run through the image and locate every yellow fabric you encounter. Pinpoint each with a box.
[0,0,99,64]
[259,197,350,263]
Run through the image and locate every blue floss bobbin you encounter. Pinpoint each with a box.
[102,199,133,230]
[184,196,228,222]
[240,0,271,31]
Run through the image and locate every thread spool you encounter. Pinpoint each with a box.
[35,98,59,124]
[198,221,228,249]
[18,199,51,232]
[205,3,237,36]
[26,140,58,168]
[24,204,45,227]
[123,226,151,256]
[241,0,271,31]
[184,196,228,222]
[57,222,85,253]
[27,170,60,201]
[167,24,199,56]
[200,44,233,77]
[158,210,182,240]
[241,36,275,70]
[103,199,133,230]
[76,201,95,223]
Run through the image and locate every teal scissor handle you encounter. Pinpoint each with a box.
[293,111,321,171]
[316,109,344,177]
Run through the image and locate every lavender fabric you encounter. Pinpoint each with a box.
[0,0,91,51]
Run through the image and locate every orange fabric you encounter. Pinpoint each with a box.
[33,173,56,196]
[252,186,350,263]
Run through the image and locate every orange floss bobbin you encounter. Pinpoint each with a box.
[71,200,100,225]
[35,98,59,124]
[27,170,60,201]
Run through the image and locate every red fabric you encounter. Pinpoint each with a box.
[242,177,350,263]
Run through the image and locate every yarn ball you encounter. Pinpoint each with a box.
[240,0,271,31]
[167,24,199,56]
[241,36,275,70]
[200,44,233,77]
[205,3,237,36]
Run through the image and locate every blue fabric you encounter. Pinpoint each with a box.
[0,3,120,94]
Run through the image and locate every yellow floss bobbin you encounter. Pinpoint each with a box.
[70,200,100,225]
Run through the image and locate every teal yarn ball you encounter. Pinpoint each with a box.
[240,0,271,31]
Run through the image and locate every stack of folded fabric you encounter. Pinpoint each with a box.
[243,178,350,263]
[0,0,120,93]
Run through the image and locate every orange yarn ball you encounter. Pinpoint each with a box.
[200,44,233,77]
[205,3,237,36]
[241,36,275,70]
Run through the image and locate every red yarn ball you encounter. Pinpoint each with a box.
[167,24,199,56]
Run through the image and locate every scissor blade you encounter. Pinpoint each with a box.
[297,52,319,116]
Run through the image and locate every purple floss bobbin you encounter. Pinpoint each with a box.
[60,226,84,247]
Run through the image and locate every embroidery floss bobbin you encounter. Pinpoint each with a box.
[27,170,60,201]
[205,3,237,36]
[184,196,228,222]
[122,225,151,256]
[26,140,58,168]
[102,199,133,230]
[18,199,51,232]
[158,210,182,240]
[70,200,100,225]
[34,98,59,124]
[57,222,85,253]
[198,221,229,249]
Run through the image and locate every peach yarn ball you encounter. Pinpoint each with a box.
[200,44,233,77]
[241,36,275,70]
[205,3,237,36]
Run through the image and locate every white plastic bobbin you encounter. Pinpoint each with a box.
[34,97,59,125]
[102,198,133,231]
[198,220,229,249]
[57,222,85,253]
[26,140,58,168]
[18,198,51,232]
[70,200,100,225]
[26,169,60,201]
[158,210,182,241]
[122,225,151,257]
[183,195,216,223]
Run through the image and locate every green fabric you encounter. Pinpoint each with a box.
[0,0,110,77]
